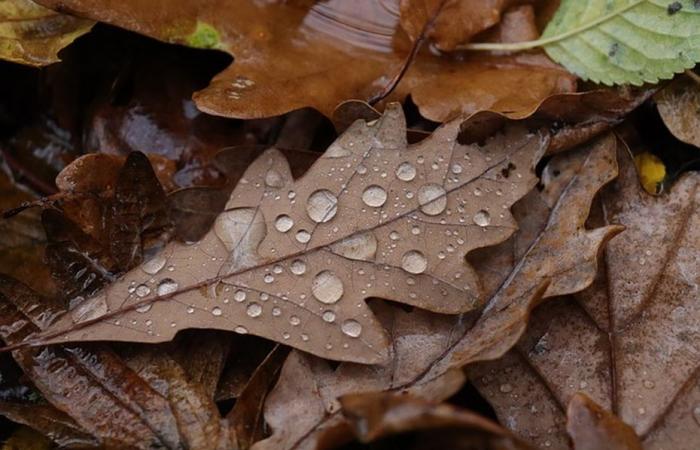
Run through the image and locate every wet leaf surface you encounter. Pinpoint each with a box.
[470,145,700,449]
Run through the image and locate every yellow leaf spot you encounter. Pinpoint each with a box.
[634,152,666,195]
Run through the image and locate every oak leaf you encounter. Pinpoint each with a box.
[248,133,620,450]
[35,0,576,121]
[27,104,546,364]
[470,145,700,449]
[656,74,700,149]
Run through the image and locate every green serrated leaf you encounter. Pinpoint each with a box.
[541,0,700,85]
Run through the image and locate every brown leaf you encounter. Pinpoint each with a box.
[0,0,93,66]
[656,75,700,149]
[470,145,700,449]
[567,394,643,450]
[250,134,618,450]
[36,0,575,121]
[0,402,98,448]
[0,275,230,449]
[337,392,535,449]
[30,104,546,364]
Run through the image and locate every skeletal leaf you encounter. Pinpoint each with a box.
[656,74,700,148]
[470,145,700,449]
[250,133,620,450]
[29,104,545,364]
[0,0,93,66]
[34,0,575,121]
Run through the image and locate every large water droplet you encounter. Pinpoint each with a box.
[157,278,178,296]
[341,319,362,338]
[290,259,307,275]
[296,230,311,243]
[142,254,167,275]
[247,303,263,317]
[136,303,152,313]
[362,185,387,207]
[396,162,416,181]
[329,232,377,261]
[306,189,338,223]
[312,271,344,304]
[275,214,294,232]
[417,184,447,216]
[401,250,428,274]
[234,290,246,302]
[265,169,285,188]
[473,210,491,227]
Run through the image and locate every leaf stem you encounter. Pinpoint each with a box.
[454,0,645,52]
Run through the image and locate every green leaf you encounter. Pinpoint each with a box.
[460,0,700,86]
[541,0,700,85]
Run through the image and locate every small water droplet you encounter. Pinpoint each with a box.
[312,271,344,304]
[186,306,195,314]
[322,310,336,322]
[499,383,513,393]
[264,273,274,284]
[290,259,307,275]
[247,303,263,317]
[417,184,447,216]
[234,290,246,302]
[401,250,428,274]
[362,185,387,207]
[234,326,248,334]
[273,265,283,274]
[296,229,311,243]
[692,405,700,426]
[341,319,362,338]
[211,307,223,316]
[142,254,167,275]
[306,189,338,223]
[301,333,309,341]
[136,303,152,313]
[265,169,284,188]
[145,319,153,326]
[272,307,282,316]
[473,210,491,227]
[396,162,416,181]
[157,278,178,296]
[643,380,655,389]
[389,231,400,241]
[275,214,294,232]
[135,284,151,297]
[451,163,463,174]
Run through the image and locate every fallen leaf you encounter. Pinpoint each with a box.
[470,144,700,449]
[29,104,546,364]
[567,393,643,450]
[0,275,231,449]
[249,131,619,450]
[656,74,700,149]
[0,0,92,66]
[36,0,576,121]
[337,392,535,449]
[0,402,97,448]
[1,425,53,450]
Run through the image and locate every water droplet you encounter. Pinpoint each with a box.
[401,250,428,274]
[265,169,284,188]
[296,229,311,243]
[473,210,491,227]
[234,290,246,302]
[692,405,700,426]
[341,319,362,338]
[275,214,294,232]
[329,232,377,261]
[289,315,301,326]
[312,271,344,304]
[273,265,283,274]
[247,303,263,317]
[389,231,400,241]
[136,303,152,313]
[234,326,248,334]
[264,273,274,284]
[306,189,338,223]
[157,278,178,296]
[186,306,195,314]
[290,259,307,275]
[142,254,167,275]
[322,310,336,322]
[212,307,223,316]
[301,333,309,341]
[145,319,153,326]
[362,185,387,207]
[579,381,588,389]
[643,380,655,389]
[272,307,282,316]
[499,383,513,393]
[396,162,416,181]
[451,163,463,174]
[135,284,151,297]
[282,332,290,340]
[417,184,447,216]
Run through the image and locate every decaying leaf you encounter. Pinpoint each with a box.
[656,74,700,149]
[567,393,643,450]
[35,0,575,121]
[26,104,548,364]
[249,132,620,450]
[0,0,93,66]
[338,392,535,449]
[470,145,700,449]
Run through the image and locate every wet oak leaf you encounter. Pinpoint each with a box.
[250,132,619,450]
[0,0,93,66]
[470,146,700,449]
[28,104,546,364]
[35,0,576,121]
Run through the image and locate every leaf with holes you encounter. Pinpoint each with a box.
[470,145,700,449]
[25,104,544,364]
